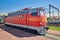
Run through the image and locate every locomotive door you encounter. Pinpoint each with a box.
[22,10,29,25]
[25,10,29,25]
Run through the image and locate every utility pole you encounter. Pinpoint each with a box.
[49,4,59,20]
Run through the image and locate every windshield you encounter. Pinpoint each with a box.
[38,10,44,15]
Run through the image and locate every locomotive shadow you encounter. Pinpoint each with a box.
[0,24,38,38]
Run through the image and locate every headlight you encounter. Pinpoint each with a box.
[40,22,42,24]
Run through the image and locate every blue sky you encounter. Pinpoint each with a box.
[0,0,60,13]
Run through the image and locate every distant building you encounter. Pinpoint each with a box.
[0,13,8,16]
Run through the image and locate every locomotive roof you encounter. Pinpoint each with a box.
[8,7,45,16]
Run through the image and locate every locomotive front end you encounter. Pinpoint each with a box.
[37,7,49,35]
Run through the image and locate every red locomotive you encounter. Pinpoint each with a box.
[5,7,48,35]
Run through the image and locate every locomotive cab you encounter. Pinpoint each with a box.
[33,7,48,35]
[28,7,48,35]
[38,7,47,26]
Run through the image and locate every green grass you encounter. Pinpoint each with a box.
[48,26,60,31]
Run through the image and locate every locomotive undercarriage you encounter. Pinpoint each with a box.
[4,23,48,36]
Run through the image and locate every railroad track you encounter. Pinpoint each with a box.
[1,24,60,40]
[4,24,60,40]
[47,20,60,26]
[45,33,60,40]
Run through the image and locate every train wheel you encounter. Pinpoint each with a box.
[37,29,47,36]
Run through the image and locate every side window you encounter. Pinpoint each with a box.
[31,12,37,16]
[30,9,37,16]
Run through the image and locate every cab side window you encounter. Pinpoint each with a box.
[31,12,37,16]
[30,9,37,16]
